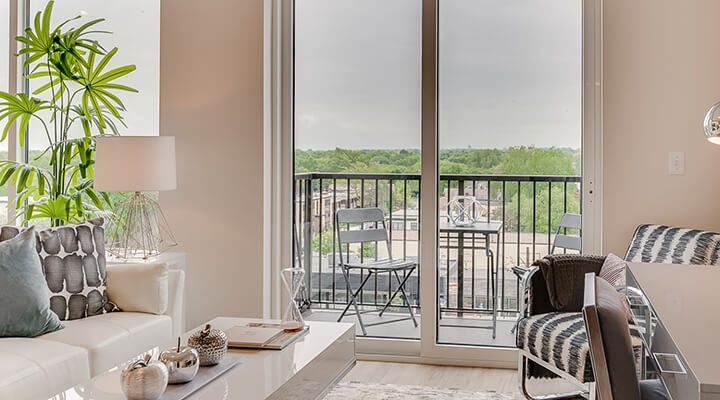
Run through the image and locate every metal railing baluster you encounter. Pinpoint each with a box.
[548,181,552,255]
[303,179,313,301]
[532,181,536,261]
[292,173,580,316]
[332,178,337,303]
[318,178,323,301]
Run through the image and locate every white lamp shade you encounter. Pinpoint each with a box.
[94,136,177,192]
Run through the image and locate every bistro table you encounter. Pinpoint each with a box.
[438,219,503,338]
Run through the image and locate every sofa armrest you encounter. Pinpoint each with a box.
[106,262,186,337]
[165,268,185,337]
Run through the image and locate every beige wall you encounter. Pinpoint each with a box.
[159,0,265,328]
[602,0,720,255]
[157,0,720,325]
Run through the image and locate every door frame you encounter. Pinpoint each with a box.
[267,0,603,366]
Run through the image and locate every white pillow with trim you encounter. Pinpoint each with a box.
[106,262,169,315]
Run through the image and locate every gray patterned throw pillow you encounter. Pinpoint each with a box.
[0,218,109,321]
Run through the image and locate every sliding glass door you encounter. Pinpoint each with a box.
[293,0,423,341]
[435,0,583,348]
[290,0,598,362]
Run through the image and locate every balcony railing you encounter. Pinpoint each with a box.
[294,172,581,317]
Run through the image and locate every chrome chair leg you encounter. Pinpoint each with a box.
[518,352,588,400]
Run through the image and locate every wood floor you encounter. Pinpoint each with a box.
[342,361,519,394]
[343,361,577,396]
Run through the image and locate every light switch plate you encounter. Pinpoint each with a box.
[668,152,685,175]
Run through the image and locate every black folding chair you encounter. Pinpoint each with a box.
[335,207,418,335]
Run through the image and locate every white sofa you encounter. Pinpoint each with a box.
[0,263,185,400]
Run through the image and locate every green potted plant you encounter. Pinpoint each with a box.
[0,1,137,226]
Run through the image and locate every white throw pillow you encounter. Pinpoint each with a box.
[106,262,169,315]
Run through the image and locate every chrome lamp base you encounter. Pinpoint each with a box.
[106,192,177,260]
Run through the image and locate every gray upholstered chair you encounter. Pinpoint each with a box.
[624,224,720,264]
[515,255,645,400]
[582,273,668,400]
[335,207,418,335]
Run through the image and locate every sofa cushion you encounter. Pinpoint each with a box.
[0,337,90,400]
[0,218,110,321]
[40,312,172,376]
[0,228,63,337]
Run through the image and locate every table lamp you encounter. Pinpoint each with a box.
[704,101,720,144]
[94,136,178,260]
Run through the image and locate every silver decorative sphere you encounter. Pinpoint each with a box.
[447,195,483,226]
[704,101,720,144]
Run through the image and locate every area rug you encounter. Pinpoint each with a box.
[324,381,523,400]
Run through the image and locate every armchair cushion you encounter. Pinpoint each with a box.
[106,262,169,315]
[516,311,643,383]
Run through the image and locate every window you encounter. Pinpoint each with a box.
[0,1,9,224]
[27,0,160,150]
[294,0,422,153]
[291,0,592,355]
[293,0,423,324]
[14,1,160,226]
[433,0,583,347]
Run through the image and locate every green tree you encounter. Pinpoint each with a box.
[312,227,336,255]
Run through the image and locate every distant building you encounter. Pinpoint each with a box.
[388,209,419,231]
[305,190,359,232]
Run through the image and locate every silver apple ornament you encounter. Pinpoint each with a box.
[160,337,200,384]
[120,353,169,400]
[188,324,227,366]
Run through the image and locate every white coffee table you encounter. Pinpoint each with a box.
[50,318,356,400]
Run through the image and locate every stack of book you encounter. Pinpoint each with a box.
[223,323,310,350]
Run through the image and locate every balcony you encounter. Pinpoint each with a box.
[294,172,581,346]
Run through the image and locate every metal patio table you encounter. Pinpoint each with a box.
[439,219,503,339]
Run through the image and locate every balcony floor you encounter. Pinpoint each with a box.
[304,308,517,347]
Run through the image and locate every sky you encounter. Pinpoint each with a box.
[294,0,582,151]
[4,1,581,152]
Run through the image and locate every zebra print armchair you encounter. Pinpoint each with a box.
[516,224,720,399]
[516,254,644,400]
[624,224,720,265]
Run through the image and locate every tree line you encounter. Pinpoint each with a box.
[297,146,582,255]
